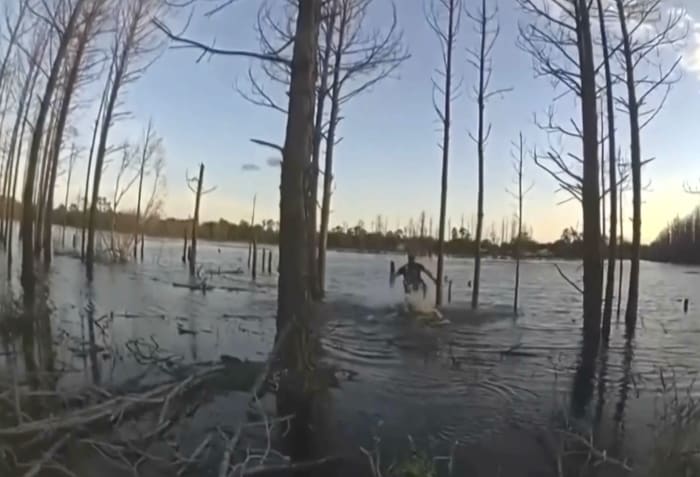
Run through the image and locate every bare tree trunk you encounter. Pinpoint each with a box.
[0,0,28,113]
[87,0,161,274]
[134,158,146,261]
[61,146,76,248]
[21,0,86,296]
[189,163,203,276]
[514,133,524,314]
[617,176,624,321]
[308,0,336,300]
[616,0,640,334]
[277,0,320,333]
[1,134,12,243]
[81,81,108,261]
[45,3,102,265]
[182,229,187,263]
[42,133,60,263]
[577,0,602,345]
[35,105,59,256]
[87,60,121,272]
[8,83,38,272]
[471,0,487,310]
[4,31,46,249]
[433,0,457,308]
[598,0,617,341]
[600,100,606,243]
[317,4,346,298]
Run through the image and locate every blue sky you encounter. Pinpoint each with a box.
[63,0,700,243]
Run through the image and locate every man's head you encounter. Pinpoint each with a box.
[408,254,416,263]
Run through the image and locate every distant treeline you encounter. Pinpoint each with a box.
[646,207,700,265]
[29,203,648,260]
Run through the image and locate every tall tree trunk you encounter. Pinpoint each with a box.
[81,82,108,261]
[277,0,320,334]
[45,7,99,265]
[87,44,131,273]
[4,34,44,249]
[436,0,456,308]
[0,0,28,112]
[514,133,524,314]
[42,134,60,263]
[616,0,641,334]
[21,0,86,296]
[308,0,336,300]
[317,3,346,298]
[1,135,12,243]
[8,88,36,272]
[34,108,58,256]
[134,155,146,260]
[577,0,602,345]
[61,147,75,248]
[598,0,617,341]
[471,0,487,310]
[617,179,624,321]
[189,163,203,277]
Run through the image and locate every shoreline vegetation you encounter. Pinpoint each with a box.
[22,202,677,263]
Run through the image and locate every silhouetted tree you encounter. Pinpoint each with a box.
[519,0,602,344]
[61,144,79,247]
[43,0,108,264]
[243,0,407,298]
[508,133,533,314]
[426,0,461,307]
[134,119,162,260]
[614,0,685,334]
[86,0,166,273]
[186,163,215,276]
[468,0,507,309]
[21,0,86,297]
[596,0,618,342]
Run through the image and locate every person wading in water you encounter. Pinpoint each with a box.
[393,254,436,298]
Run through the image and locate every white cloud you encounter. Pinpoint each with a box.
[680,15,700,77]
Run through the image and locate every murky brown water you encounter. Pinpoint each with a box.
[1,231,699,476]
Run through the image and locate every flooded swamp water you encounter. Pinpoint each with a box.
[1,235,699,476]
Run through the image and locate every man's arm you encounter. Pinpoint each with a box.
[420,264,437,283]
[395,265,406,276]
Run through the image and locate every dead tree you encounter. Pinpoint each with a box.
[133,119,161,260]
[61,143,78,247]
[35,97,62,256]
[468,0,507,309]
[596,0,618,342]
[43,0,108,264]
[518,0,602,344]
[276,0,321,334]
[139,149,165,260]
[508,133,533,314]
[242,0,407,298]
[186,163,215,276]
[110,143,139,254]
[617,158,627,322]
[81,63,110,261]
[426,0,461,308]
[86,0,166,273]
[154,0,323,336]
[613,0,685,334]
[3,27,48,249]
[8,42,48,271]
[21,0,86,297]
[0,0,29,114]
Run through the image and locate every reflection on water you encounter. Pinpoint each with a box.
[0,234,699,474]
